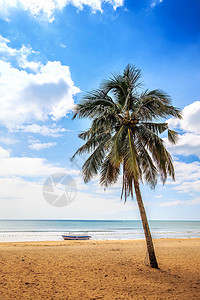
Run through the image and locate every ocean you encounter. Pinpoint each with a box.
[0,220,200,242]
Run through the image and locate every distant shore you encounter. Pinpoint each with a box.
[0,238,200,299]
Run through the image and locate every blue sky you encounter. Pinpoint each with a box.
[0,0,200,220]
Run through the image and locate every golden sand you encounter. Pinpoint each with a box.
[0,238,200,299]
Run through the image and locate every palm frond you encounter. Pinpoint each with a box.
[71,132,111,160]
[135,138,158,188]
[82,134,111,183]
[168,129,179,144]
[123,64,142,88]
[123,129,139,179]
[114,125,125,163]
[121,161,134,202]
[137,125,175,183]
[141,122,168,134]
[137,90,182,121]
[72,90,119,120]
[100,154,120,187]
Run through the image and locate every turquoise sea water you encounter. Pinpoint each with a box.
[0,220,200,242]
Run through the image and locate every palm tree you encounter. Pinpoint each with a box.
[72,64,182,268]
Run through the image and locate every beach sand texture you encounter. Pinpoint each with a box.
[0,238,200,299]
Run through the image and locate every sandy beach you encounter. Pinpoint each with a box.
[0,238,199,299]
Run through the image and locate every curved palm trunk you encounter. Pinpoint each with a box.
[133,178,159,268]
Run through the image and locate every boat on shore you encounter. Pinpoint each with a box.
[62,232,91,240]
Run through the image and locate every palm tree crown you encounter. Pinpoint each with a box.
[72,64,182,202]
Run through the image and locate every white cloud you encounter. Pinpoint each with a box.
[0,146,64,177]
[164,133,200,158]
[168,101,200,134]
[151,0,163,7]
[174,161,200,183]
[0,147,10,158]
[60,43,66,49]
[181,101,200,134]
[0,35,40,72]
[0,37,80,129]
[0,60,80,128]
[0,0,124,22]
[162,102,200,203]
[16,124,67,137]
[0,175,136,219]
[0,145,135,219]
[173,180,200,194]
[0,145,81,178]
[159,159,200,207]
[154,157,200,208]
[29,142,56,151]
[163,160,200,190]
[159,198,200,207]
[19,59,42,72]
[0,35,10,44]
[0,35,27,56]
[165,101,200,159]
[0,137,18,145]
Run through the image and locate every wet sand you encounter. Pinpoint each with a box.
[0,238,200,299]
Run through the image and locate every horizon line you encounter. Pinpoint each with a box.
[0,219,200,222]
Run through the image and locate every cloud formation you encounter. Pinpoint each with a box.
[0,0,124,22]
[165,101,200,158]
[0,36,80,129]
[16,124,67,137]
[29,142,57,151]
[160,100,200,207]
[0,35,40,72]
[0,137,18,145]
[168,101,200,134]
[152,159,200,209]
[164,133,200,158]
[0,146,65,177]
[151,0,163,7]
[0,145,135,219]
[159,198,200,207]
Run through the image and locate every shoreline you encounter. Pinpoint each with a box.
[0,236,200,245]
[0,238,200,299]
[1,220,200,243]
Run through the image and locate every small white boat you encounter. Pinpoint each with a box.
[62,231,91,240]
